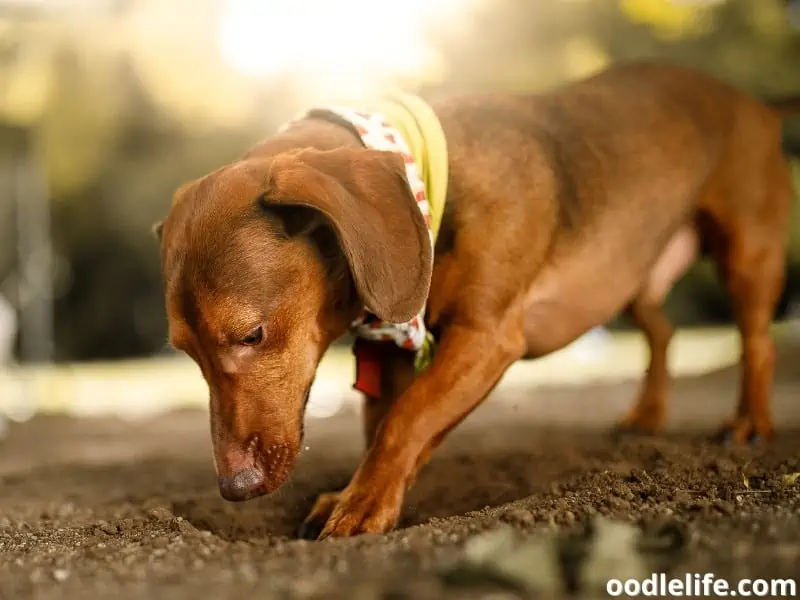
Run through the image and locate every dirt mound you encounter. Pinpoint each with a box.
[1,349,799,599]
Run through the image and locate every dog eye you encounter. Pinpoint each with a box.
[239,326,264,346]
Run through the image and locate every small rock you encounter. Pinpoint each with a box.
[462,527,517,563]
[442,526,562,594]
[638,519,688,555]
[579,518,649,589]
[176,518,199,536]
[143,498,174,521]
[118,518,139,532]
[98,522,119,535]
[501,508,534,526]
[147,507,173,522]
[52,569,70,583]
[607,496,630,511]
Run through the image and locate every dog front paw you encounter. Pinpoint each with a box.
[296,491,340,540]
[613,393,666,438]
[317,479,404,539]
[611,413,665,438]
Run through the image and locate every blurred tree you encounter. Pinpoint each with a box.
[0,0,797,361]
[619,0,720,39]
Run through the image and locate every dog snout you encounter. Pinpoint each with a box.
[217,467,266,501]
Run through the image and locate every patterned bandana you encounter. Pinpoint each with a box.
[279,100,442,398]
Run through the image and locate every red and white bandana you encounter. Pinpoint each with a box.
[279,106,435,395]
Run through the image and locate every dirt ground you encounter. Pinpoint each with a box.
[1,342,800,599]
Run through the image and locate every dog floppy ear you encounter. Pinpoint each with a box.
[263,147,433,323]
[153,181,195,245]
[151,220,164,242]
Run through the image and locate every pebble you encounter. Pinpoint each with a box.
[446,526,563,594]
[147,507,173,521]
[607,496,630,511]
[99,522,119,535]
[118,518,138,532]
[176,518,199,536]
[501,508,535,526]
[52,568,70,583]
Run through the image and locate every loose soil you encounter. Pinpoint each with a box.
[1,341,799,599]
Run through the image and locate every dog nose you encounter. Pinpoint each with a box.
[217,468,265,501]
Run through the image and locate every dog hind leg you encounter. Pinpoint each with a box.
[711,227,787,443]
[699,150,791,444]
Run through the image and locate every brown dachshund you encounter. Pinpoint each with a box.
[154,61,799,539]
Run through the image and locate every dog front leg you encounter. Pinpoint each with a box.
[298,344,416,540]
[317,317,526,539]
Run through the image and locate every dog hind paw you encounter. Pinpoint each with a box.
[712,422,771,447]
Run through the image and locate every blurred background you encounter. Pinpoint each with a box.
[0,0,798,425]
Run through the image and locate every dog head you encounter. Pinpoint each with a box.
[155,147,432,500]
